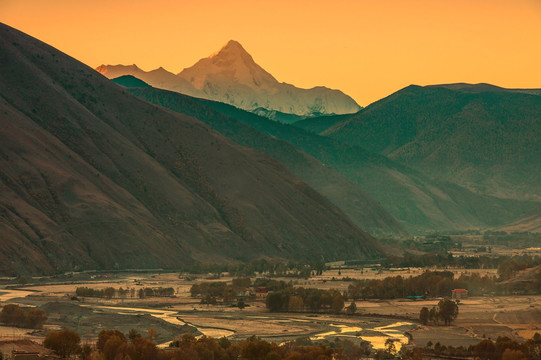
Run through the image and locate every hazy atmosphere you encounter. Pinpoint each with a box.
[2,0,541,105]
[1,1,540,359]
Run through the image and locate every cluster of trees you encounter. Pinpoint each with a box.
[497,256,541,280]
[190,281,238,303]
[266,287,345,314]
[400,235,457,253]
[137,287,175,298]
[181,259,327,277]
[382,252,506,269]
[346,270,497,299]
[43,328,372,360]
[190,278,301,306]
[76,286,119,299]
[419,299,459,326]
[43,328,155,360]
[41,327,541,360]
[44,329,89,359]
[0,304,47,329]
[253,278,293,291]
[168,334,371,360]
[382,251,540,270]
[76,286,174,299]
[403,333,541,360]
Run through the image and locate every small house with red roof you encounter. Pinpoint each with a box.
[451,289,468,299]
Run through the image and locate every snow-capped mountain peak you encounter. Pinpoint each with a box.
[96,41,361,117]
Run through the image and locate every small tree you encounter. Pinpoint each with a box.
[419,307,429,325]
[346,301,357,315]
[288,296,304,312]
[331,292,345,314]
[103,335,126,360]
[80,344,92,360]
[43,329,81,358]
[438,299,459,326]
[146,327,158,342]
[103,287,115,299]
[97,329,126,353]
[501,349,526,360]
[429,306,439,325]
[385,338,397,356]
[128,328,140,341]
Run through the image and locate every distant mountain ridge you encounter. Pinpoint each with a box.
[116,78,538,233]
[320,83,541,202]
[111,75,151,88]
[120,84,408,236]
[97,40,361,119]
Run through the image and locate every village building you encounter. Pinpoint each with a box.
[452,288,468,299]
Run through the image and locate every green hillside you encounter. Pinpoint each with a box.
[127,87,408,236]
[323,84,541,201]
[126,85,537,234]
[111,75,151,88]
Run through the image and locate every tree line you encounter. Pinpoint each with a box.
[265,287,345,314]
[403,333,541,360]
[383,251,541,272]
[189,277,294,303]
[76,286,175,299]
[0,304,47,329]
[42,326,541,360]
[43,328,372,360]
[181,259,327,277]
[346,270,498,300]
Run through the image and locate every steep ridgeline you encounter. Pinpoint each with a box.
[321,84,541,202]
[152,92,537,234]
[119,84,407,236]
[96,64,199,96]
[0,23,380,275]
[97,40,361,121]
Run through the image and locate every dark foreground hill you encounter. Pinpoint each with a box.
[118,85,407,236]
[322,84,541,202]
[0,23,381,275]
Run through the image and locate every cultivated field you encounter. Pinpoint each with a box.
[0,268,539,352]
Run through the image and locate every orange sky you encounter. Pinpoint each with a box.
[2,0,540,106]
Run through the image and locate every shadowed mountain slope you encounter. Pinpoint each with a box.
[0,23,380,275]
[121,85,537,234]
[293,113,353,134]
[119,84,407,236]
[322,84,541,201]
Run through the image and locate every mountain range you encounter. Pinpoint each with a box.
[0,23,380,275]
[316,84,541,202]
[97,40,361,121]
[115,77,538,234]
[1,22,540,275]
[118,78,407,236]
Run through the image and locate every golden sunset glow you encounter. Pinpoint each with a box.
[1,0,540,105]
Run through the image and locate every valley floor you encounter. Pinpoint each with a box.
[0,270,539,354]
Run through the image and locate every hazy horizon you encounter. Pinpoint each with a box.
[2,0,541,106]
